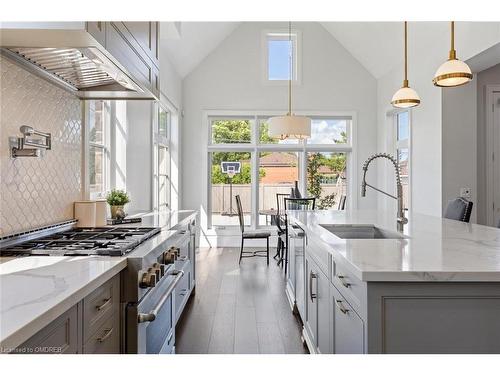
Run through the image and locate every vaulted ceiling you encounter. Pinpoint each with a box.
[160,22,500,79]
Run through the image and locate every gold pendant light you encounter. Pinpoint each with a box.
[268,21,311,140]
[433,21,473,87]
[391,21,420,108]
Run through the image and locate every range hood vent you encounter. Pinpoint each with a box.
[3,46,142,94]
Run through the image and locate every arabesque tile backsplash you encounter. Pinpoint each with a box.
[0,56,82,236]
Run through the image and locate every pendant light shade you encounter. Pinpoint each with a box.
[268,115,311,139]
[433,22,473,87]
[391,22,420,108]
[391,85,421,108]
[268,21,311,140]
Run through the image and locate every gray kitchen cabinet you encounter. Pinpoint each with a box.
[86,21,161,98]
[304,253,331,354]
[18,305,79,354]
[331,284,364,354]
[16,274,121,354]
[86,21,106,47]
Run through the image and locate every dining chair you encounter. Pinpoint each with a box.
[274,193,290,261]
[338,195,347,210]
[278,197,316,274]
[235,195,271,265]
[444,198,473,223]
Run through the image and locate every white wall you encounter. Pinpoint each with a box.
[442,80,477,222]
[181,22,378,244]
[126,101,153,213]
[476,63,500,224]
[376,22,500,218]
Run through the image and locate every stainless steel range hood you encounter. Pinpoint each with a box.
[0,28,156,100]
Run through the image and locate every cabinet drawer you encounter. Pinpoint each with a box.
[175,261,191,321]
[332,261,366,315]
[83,315,120,354]
[331,285,364,354]
[306,236,331,277]
[18,305,78,354]
[83,275,119,342]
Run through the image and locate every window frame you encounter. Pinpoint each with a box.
[204,110,357,231]
[153,102,171,211]
[84,100,111,200]
[261,29,302,86]
[391,108,412,211]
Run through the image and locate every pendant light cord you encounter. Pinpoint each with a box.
[449,21,456,60]
[288,21,292,116]
[404,21,408,86]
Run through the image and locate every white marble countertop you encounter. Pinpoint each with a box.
[287,209,500,282]
[0,210,197,350]
[0,256,126,350]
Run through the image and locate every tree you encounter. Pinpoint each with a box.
[307,151,346,209]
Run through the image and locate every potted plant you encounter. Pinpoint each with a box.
[106,189,130,219]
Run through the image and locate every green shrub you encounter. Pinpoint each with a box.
[106,189,130,206]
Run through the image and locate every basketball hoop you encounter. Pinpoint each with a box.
[220,161,242,216]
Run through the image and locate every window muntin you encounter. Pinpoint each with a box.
[309,119,349,145]
[211,152,252,227]
[266,32,298,81]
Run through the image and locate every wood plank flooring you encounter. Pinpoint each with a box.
[175,247,309,354]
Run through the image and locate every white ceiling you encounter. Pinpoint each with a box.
[160,22,239,77]
[321,22,403,79]
[160,22,500,79]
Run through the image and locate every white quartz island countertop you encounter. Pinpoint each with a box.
[0,256,126,351]
[287,209,500,282]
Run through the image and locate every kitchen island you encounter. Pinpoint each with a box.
[286,209,500,354]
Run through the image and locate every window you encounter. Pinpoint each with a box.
[207,113,354,229]
[264,31,298,82]
[154,105,170,210]
[87,101,110,199]
[395,111,410,210]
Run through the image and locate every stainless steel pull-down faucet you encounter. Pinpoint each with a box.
[361,153,408,232]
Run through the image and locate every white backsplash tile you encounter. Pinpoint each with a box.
[0,56,82,236]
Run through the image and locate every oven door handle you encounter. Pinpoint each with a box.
[137,270,184,323]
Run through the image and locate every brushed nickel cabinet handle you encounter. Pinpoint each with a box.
[97,328,113,343]
[337,275,351,288]
[309,271,317,302]
[335,299,349,314]
[96,297,112,311]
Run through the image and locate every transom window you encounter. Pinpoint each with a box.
[264,31,299,82]
[207,113,354,229]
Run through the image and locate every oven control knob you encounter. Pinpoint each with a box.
[148,266,160,280]
[152,262,165,278]
[139,272,156,288]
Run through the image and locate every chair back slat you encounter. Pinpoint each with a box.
[284,197,316,211]
[235,195,245,233]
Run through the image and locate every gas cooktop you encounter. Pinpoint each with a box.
[0,227,161,257]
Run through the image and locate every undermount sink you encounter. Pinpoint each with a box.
[319,224,408,240]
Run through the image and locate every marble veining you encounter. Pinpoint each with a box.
[288,209,500,282]
[0,256,126,350]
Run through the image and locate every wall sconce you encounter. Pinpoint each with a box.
[11,126,51,158]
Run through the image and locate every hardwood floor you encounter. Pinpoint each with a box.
[175,247,309,354]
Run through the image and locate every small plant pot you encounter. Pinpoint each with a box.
[110,205,125,219]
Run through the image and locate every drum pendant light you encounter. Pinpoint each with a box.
[433,21,473,87]
[391,22,420,108]
[268,22,310,140]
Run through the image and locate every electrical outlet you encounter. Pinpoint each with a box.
[460,187,471,199]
